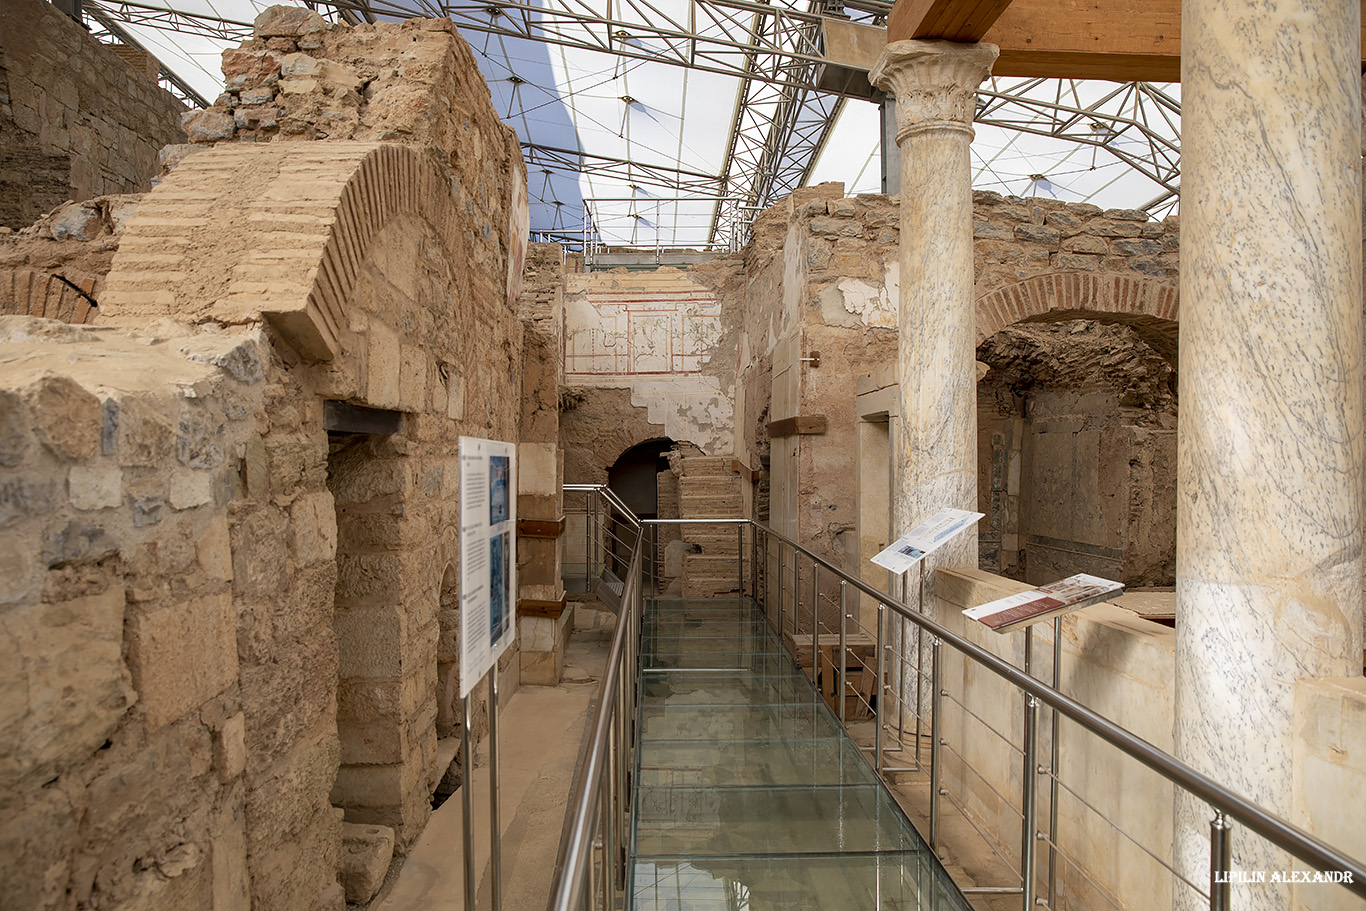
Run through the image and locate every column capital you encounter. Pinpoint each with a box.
[869,40,998,143]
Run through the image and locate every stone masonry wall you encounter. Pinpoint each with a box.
[0,317,335,911]
[0,0,185,229]
[516,242,569,684]
[728,185,1179,615]
[0,10,528,910]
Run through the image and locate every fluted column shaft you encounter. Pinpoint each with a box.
[870,40,997,569]
[1177,1,1362,906]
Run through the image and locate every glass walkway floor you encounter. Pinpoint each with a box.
[629,597,973,910]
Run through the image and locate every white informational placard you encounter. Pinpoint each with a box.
[963,573,1124,633]
[869,507,985,576]
[459,436,517,697]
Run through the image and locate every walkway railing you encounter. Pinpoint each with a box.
[551,486,644,911]
[547,502,1366,911]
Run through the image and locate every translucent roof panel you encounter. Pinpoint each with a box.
[91,0,1181,249]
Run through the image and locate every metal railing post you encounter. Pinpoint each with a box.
[930,635,943,850]
[584,493,592,591]
[736,523,744,607]
[876,603,886,772]
[839,581,848,725]
[777,539,785,634]
[1210,811,1232,911]
[1048,615,1062,909]
[1022,693,1040,911]
[489,666,502,911]
[792,548,801,639]
[916,559,927,768]
[750,522,758,604]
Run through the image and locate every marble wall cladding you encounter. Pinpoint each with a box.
[1177,1,1363,907]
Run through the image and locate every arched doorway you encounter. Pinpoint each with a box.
[605,438,676,577]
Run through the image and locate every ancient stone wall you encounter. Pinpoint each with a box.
[516,242,570,683]
[559,265,742,481]
[0,9,528,909]
[0,0,185,229]
[732,185,1180,593]
[0,195,146,324]
[977,320,1178,585]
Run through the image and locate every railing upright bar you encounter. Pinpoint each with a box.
[839,581,848,725]
[876,602,885,772]
[777,539,785,635]
[1048,615,1062,909]
[736,523,744,607]
[754,519,764,606]
[930,635,943,850]
[1210,811,1232,911]
[1022,693,1040,911]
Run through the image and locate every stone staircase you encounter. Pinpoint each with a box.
[676,456,745,598]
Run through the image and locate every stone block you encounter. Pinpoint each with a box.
[238,86,276,105]
[215,712,246,782]
[247,729,341,853]
[27,374,101,460]
[339,822,394,904]
[197,516,233,583]
[115,398,175,468]
[335,605,404,678]
[168,470,212,509]
[41,518,117,567]
[0,782,78,909]
[221,48,283,89]
[254,5,326,38]
[233,104,279,130]
[518,441,557,496]
[0,588,131,789]
[398,346,427,412]
[1014,224,1060,247]
[289,490,338,567]
[182,109,236,142]
[51,202,101,241]
[0,390,30,467]
[365,320,401,410]
[973,221,1013,241]
[332,762,404,810]
[128,591,238,732]
[279,52,322,77]
[1061,234,1108,255]
[69,465,122,510]
[231,506,288,598]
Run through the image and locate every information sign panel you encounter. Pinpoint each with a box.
[459,437,517,696]
[869,507,984,575]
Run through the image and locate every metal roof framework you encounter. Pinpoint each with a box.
[81,0,1183,248]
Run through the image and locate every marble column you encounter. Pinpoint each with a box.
[1177,1,1362,907]
[869,40,997,572]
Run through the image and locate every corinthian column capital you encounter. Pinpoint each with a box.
[869,40,998,143]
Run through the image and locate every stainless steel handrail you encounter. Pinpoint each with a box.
[548,507,1366,908]
[752,520,1366,897]
[548,487,643,911]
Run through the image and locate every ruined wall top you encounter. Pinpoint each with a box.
[0,0,186,228]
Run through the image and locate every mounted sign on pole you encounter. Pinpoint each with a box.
[460,436,518,694]
[458,436,517,911]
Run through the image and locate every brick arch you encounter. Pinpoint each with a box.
[976,272,1179,341]
[102,142,459,361]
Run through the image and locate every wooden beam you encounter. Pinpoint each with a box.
[517,516,566,538]
[888,0,1366,81]
[517,595,568,618]
[768,416,828,438]
[889,0,1015,43]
